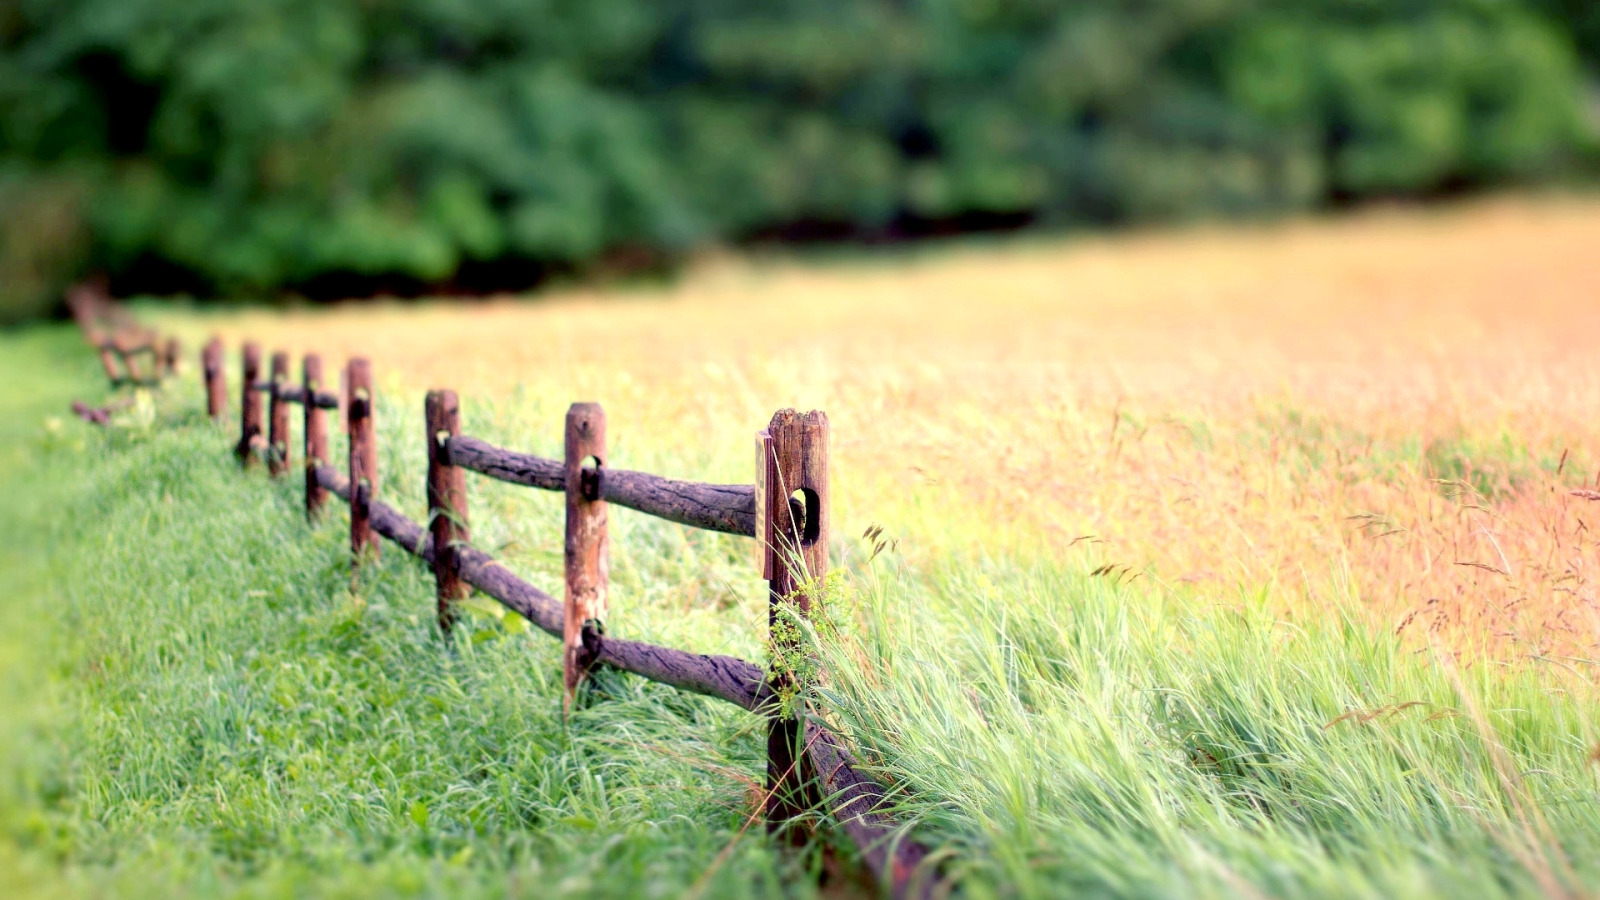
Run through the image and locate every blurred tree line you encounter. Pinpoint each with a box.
[2,0,1596,323]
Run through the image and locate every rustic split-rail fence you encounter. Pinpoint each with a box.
[69,298,937,899]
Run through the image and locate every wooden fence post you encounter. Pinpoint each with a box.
[347,358,378,564]
[757,408,830,836]
[94,343,121,385]
[120,339,147,384]
[426,391,470,635]
[202,337,226,421]
[237,342,262,466]
[563,403,609,712]
[303,354,328,520]
[163,337,180,378]
[267,351,291,477]
[67,288,121,385]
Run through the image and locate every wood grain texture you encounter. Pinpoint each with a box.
[267,351,291,477]
[563,403,609,710]
[426,390,469,635]
[761,408,831,834]
[597,467,755,537]
[346,358,378,563]
[237,342,262,466]
[804,722,938,900]
[444,435,756,536]
[202,337,226,421]
[302,354,328,520]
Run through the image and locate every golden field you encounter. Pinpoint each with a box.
[161,194,1600,662]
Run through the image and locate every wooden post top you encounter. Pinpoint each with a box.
[756,409,830,584]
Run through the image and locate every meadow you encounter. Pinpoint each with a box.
[4,195,1600,898]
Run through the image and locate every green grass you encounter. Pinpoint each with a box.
[818,556,1600,898]
[3,323,1599,900]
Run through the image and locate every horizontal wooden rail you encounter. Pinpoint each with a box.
[309,462,933,897]
[445,435,757,536]
[807,722,935,900]
[100,339,158,355]
[273,384,340,408]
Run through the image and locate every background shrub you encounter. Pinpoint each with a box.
[1,0,1595,322]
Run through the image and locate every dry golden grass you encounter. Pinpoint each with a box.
[163,194,1600,661]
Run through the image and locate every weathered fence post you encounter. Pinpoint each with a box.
[120,339,147,384]
[94,342,121,386]
[563,403,609,712]
[202,337,226,421]
[757,408,830,835]
[426,391,470,635]
[303,354,328,520]
[347,358,378,564]
[237,342,262,466]
[67,289,121,385]
[267,351,291,477]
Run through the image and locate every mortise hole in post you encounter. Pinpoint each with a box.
[789,488,820,546]
[435,429,450,450]
[580,454,603,501]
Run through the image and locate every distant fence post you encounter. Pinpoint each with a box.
[67,288,121,385]
[426,391,470,635]
[202,337,226,421]
[237,342,262,466]
[757,408,830,836]
[563,402,609,712]
[303,354,328,520]
[94,343,121,386]
[163,337,180,378]
[347,358,378,564]
[267,351,291,477]
[120,339,147,384]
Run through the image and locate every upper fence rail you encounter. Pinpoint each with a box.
[254,380,756,536]
[443,435,759,537]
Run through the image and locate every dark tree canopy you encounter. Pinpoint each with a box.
[1,0,1594,322]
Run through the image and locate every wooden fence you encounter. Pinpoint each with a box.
[72,313,938,899]
[67,284,179,388]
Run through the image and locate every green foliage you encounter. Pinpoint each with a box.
[0,0,1594,318]
[0,164,93,325]
[1534,0,1600,70]
[767,569,851,719]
